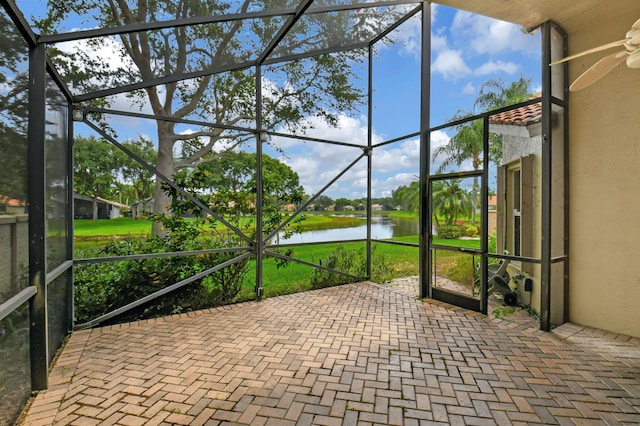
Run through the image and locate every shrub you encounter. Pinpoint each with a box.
[73,162,307,325]
[437,225,463,239]
[310,244,391,289]
[464,225,479,237]
[488,234,497,253]
[441,253,476,284]
[74,235,249,324]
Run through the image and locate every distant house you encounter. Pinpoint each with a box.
[74,193,127,219]
[487,195,497,210]
[282,203,297,212]
[344,205,355,211]
[371,203,384,211]
[130,198,155,219]
[306,204,325,211]
[0,196,26,214]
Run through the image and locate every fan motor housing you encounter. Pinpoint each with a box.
[627,50,640,68]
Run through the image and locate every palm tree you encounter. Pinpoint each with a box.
[433,115,483,225]
[432,77,533,225]
[397,180,420,211]
[474,76,532,111]
[432,179,472,226]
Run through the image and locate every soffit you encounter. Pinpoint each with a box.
[431,0,633,33]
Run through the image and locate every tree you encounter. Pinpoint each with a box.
[334,197,351,211]
[115,137,157,204]
[0,12,29,202]
[74,136,118,220]
[38,1,399,233]
[393,181,420,212]
[475,76,532,111]
[433,77,532,224]
[165,151,304,247]
[184,150,305,209]
[432,179,471,226]
[314,195,333,210]
[434,115,483,225]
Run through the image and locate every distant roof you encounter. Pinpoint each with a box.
[489,95,542,126]
[0,195,25,207]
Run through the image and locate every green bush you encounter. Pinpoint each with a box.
[464,225,479,237]
[441,253,476,284]
[74,235,249,324]
[437,225,463,239]
[74,163,304,325]
[310,244,391,289]
[488,234,497,253]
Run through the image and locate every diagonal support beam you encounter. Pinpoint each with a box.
[83,119,253,246]
[265,249,362,281]
[264,150,367,243]
[74,251,253,330]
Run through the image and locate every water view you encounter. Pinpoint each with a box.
[279,216,419,244]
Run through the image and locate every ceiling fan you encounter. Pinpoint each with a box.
[551,18,640,91]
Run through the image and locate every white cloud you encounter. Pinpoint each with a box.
[475,60,520,76]
[272,114,378,196]
[432,49,472,80]
[431,32,448,52]
[369,3,442,61]
[57,35,139,88]
[430,130,450,150]
[272,114,425,198]
[428,130,452,172]
[373,138,420,173]
[374,172,418,197]
[462,82,476,94]
[391,15,422,59]
[273,119,454,198]
[283,156,320,184]
[451,11,538,56]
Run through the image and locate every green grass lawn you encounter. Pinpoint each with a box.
[74,217,152,238]
[74,215,481,309]
[237,240,421,301]
[74,214,367,239]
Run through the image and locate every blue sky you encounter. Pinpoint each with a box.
[265,5,541,200]
[18,2,542,201]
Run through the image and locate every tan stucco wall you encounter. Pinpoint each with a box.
[568,9,640,338]
[436,0,640,338]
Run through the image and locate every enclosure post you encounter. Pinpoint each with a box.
[480,116,490,315]
[255,64,264,299]
[28,42,49,390]
[419,3,432,299]
[561,26,570,325]
[540,22,553,331]
[66,101,75,329]
[366,44,373,278]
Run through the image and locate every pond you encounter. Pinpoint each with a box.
[74,215,420,254]
[278,215,418,244]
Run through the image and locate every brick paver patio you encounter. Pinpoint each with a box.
[18,282,640,425]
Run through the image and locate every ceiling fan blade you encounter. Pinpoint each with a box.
[550,39,628,65]
[569,51,628,91]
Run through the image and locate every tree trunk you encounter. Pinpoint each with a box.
[151,121,176,236]
[91,195,98,221]
[471,176,479,226]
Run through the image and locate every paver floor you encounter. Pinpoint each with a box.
[18,282,640,425]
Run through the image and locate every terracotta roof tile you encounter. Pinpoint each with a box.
[489,101,542,126]
[489,93,542,126]
[0,195,25,207]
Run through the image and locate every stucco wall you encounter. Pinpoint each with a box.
[568,9,640,338]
